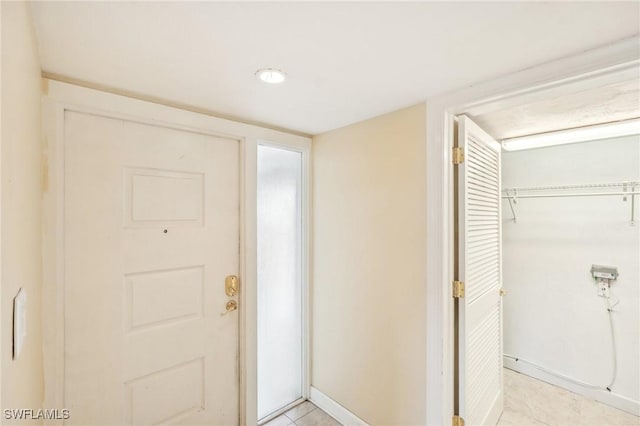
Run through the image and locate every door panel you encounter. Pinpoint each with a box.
[64,111,239,425]
[458,115,504,426]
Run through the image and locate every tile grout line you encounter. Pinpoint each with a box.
[267,401,342,426]
[290,407,316,425]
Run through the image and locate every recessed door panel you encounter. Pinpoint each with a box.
[126,358,205,426]
[125,266,204,331]
[125,168,204,226]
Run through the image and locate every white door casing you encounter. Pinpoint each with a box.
[457,115,503,426]
[64,111,239,425]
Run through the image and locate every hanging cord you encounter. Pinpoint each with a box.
[604,295,617,391]
[504,293,618,391]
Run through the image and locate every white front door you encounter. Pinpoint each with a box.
[457,115,504,426]
[64,111,240,425]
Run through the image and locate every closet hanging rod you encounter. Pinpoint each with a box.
[500,191,639,199]
[501,181,638,225]
[502,181,639,193]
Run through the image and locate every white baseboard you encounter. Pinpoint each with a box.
[504,357,640,417]
[309,387,370,426]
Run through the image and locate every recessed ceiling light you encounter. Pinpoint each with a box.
[255,68,286,84]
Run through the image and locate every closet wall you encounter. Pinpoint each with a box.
[502,135,640,413]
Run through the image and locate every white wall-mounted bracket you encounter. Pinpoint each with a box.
[13,288,27,360]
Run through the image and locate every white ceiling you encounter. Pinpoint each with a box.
[30,2,640,135]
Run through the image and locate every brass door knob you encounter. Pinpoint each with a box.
[500,288,507,296]
[221,300,238,316]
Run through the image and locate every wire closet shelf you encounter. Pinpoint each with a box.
[501,181,639,225]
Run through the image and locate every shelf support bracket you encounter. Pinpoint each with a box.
[624,182,636,226]
[506,189,517,223]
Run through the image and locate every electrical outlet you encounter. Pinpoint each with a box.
[598,282,609,298]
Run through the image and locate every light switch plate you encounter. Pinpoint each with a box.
[13,288,27,359]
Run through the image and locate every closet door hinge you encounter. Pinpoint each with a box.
[453,280,465,298]
[452,415,465,426]
[452,147,465,165]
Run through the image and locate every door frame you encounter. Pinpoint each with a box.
[425,36,640,425]
[41,79,311,426]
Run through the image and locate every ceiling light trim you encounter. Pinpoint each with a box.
[255,68,287,84]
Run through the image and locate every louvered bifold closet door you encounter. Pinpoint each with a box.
[458,115,504,426]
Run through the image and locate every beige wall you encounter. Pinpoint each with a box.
[1,1,44,420]
[312,104,427,425]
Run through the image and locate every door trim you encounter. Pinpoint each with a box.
[41,79,311,426]
[425,36,640,425]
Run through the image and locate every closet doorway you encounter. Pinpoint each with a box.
[424,41,640,426]
[451,62,639,425]
[256,142,311,424]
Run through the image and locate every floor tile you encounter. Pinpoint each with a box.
[501,368,640,426]
[497,408,548,426]
[285,401,317,421]
[264,414,295,426]
[295,408,341,426]
[574,397,640,426]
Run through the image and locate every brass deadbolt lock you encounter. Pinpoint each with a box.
[225,275,239,297]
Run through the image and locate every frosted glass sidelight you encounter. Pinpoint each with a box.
[257,145,303,420]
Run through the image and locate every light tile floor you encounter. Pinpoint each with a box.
[264,401,342,426]
[499,368,640,426]
[263,370,640,426]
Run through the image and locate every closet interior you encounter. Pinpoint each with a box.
[471,72,640,424]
